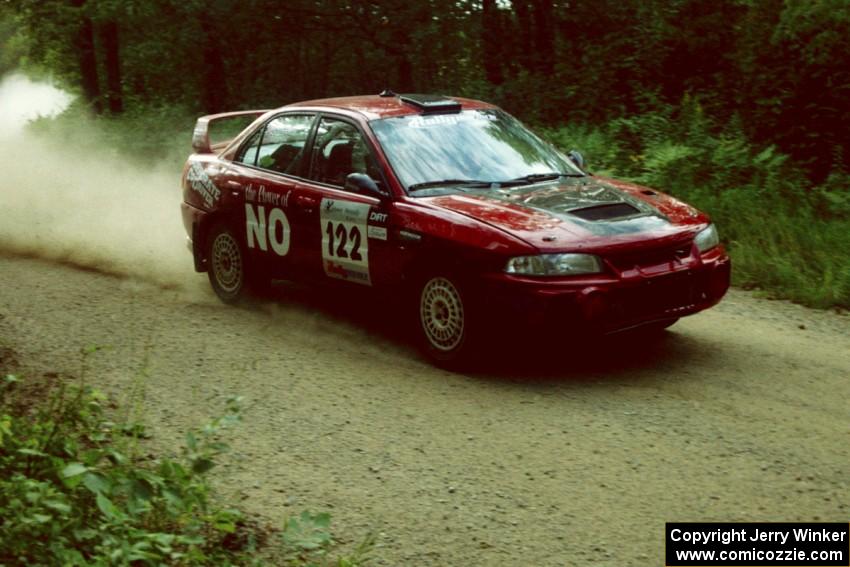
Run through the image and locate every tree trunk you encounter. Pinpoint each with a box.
[199,13,227,113]
[99,21,123,114]
[513,0,534,71]
[482,0,504,85]
[70,0,102,113]
[532,0,555,75]
[397,55,414,92]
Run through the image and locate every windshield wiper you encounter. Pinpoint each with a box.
[500,172,585,186]
[408,179,494,191]
[409,172,585,192]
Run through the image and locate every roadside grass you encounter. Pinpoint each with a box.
[0,346,374,566]
[696,196,850,309]
[544,102,850,310]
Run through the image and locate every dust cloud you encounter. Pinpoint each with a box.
[0,73,200,292]
[0,73,74,140]
[0,74,406,352]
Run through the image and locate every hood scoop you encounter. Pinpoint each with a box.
[568,202,642,221]
[507,180,668,228]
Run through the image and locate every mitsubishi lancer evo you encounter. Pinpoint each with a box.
[181,92,730,364]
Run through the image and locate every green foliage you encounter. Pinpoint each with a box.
[0,9,27,78]
[0,350,375,565]
[280,511,375,567]
[0,369,252,565]
[544,103,850,309]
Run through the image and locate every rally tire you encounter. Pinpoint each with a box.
[205,222,269,304]
[416,273,477,367]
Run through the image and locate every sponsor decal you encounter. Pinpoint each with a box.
[408,112,496,129]
[325,260,370,283]
[369,211,388,223]
[367,225,387,241]
[245,204,290,256]
[320,198,371,285]
[245,184,291,208]
[186,163,221,207]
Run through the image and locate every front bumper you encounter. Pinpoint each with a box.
[480,246,731,334]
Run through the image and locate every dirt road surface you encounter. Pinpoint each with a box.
[1,254,848,566]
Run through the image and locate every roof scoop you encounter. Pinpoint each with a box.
[399,93,462,114]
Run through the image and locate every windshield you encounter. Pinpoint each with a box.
[369,109,583,192]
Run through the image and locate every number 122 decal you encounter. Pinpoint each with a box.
[320,199,371,285]
[325,222,362,261]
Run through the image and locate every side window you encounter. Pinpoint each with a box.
[236,114,315,175]
[308,117,382,188]
[236,129,262,165]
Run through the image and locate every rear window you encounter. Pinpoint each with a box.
[236,114,315,175]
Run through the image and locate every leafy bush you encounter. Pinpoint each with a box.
[0,349,374,566]
[281,511,375,567]
[543,102,850,309]
[0,369,254,565]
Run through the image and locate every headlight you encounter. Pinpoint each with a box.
[505,253,603,276]
[695,223,719,253]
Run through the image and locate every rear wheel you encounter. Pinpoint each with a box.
[206,222,268,303]
[417,274,476,366]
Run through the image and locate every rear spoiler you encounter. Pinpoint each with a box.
[191,109,270,154]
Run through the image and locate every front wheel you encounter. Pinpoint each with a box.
[417,274,476,366]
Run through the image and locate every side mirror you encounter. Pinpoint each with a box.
[345,173,387,199]
[567,149,585,170]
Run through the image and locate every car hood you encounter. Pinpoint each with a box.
[423,177,706,252]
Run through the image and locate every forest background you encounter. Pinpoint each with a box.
[2,0,848,308]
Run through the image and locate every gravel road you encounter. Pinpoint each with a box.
[1,254,848,565]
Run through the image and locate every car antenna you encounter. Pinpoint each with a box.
[379,89,396,97]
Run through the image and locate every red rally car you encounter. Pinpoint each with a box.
[181,92,730,364]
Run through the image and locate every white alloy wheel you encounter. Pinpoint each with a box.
[210,230,243,296]
[420,276,465,352]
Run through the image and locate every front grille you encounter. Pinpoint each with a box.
[610,271,697,321]
[607,240,693,271]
